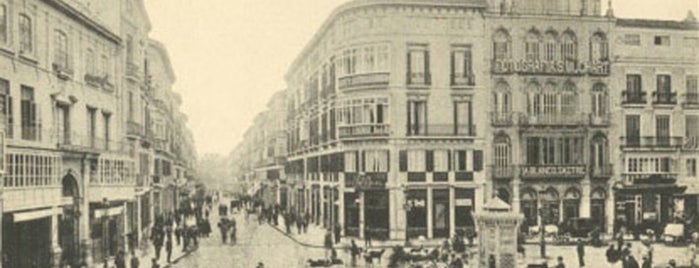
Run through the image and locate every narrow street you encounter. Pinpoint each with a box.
[170,203,327,268]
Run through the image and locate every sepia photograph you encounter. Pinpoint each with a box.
[0,0,698,267]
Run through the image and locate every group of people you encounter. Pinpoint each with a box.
[218,216,238,244]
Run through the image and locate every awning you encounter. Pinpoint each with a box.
[678,183,699,196]
[13,208,61,223]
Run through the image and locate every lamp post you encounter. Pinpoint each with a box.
[538,189,549,259]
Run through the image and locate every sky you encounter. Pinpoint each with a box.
[143,0,699,157]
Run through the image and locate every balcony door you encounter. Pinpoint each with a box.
[590,135,607,173]
[56,104,70,145]
[625,115,640,146]
[453,101,472,135]
[407,100,427,135]
[656,115,670,146]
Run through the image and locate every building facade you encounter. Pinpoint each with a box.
[0,0,195,267]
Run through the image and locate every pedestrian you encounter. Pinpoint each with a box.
[334,222,342,244]
[218,219,228,243]
[350,239,360,267]
[324,230,334,260]
[296,213,303,234]
[642,240,653,266]
[150,258,160,268]
[689,242,697,268]
[555,256,565,268]
[130,251,139,268]
[151,226,164,261]
[166,237,173,263]
[617,230,625,252]
[303,212,310,233]
[230,218,237,244]
[576,238,585,267]
[627,255,640,268]
[364,232,372,249]
[641,256,651,268]
[622,243,632,266]
[175,224,182,246]
[606,244,619,268]
[115,250,126,268]
[284,212,292,234]
[667,259,677,268]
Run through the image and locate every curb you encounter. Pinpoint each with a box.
[268,222,327,249]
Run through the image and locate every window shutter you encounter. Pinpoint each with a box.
[426,150,434,172]
[386,150,390,172]
[399,150,407,172]
[424,50,430,83]
[406,51,412,84]
[447,150,452,171]
[474,150,483,171]
[406,102,411,135]
[465,49,472,76]
[355,151,360,172]
[361,151,366,172]
[450,51,455,85]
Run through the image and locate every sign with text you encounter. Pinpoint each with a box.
[455,198,473,207]
[348,173,387,190]
[521,165,586,178]
[492,60,610,76]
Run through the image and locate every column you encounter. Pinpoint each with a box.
[122,204,129,252]
[606,181,615,236]
[319,183,325,227]
[393,188,406,240]
[427,187,433,239]
[80,157,93,265]
[136,195,143,249]
[338,174,345,235]
[580,177,591,218]
[449,187,456,238]
[51,212,63,268]
[512,178,521,213]
[359,191,365,239]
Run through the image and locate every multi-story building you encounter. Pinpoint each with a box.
[0,0,194,267]
[283,0,488,240]
[610,13,699,234]
[484,0,615,232]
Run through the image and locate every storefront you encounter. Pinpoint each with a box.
[2,212,52,268]
[90,204,125,263]
[405,189,427,238]
[454,188,476,234]
[344,192,360,237]
[432,189,450,238]
[613,179,685,234]
[364,189,389,239]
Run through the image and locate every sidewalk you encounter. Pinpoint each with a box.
[90,239,193,268]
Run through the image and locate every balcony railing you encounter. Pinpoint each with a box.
[56,131,128,153]
[127,121,142,136]
[491,112,514,126]
[338,72,390,91]
[519,113,587,126]
[652,91,677,105]
[682,93,699,108]
[407,124,476,137]
[338,124,389,139]
[622,90,647,105]
[490,165,518,179]
[622,172,678,184]
[590,164,614,178]
[406,72,431,87]
[589,113,611,126]
[20,125,42,142]
[451,74,476,87]
[620,136,684,149]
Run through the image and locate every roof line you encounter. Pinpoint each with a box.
[41,0,121,44]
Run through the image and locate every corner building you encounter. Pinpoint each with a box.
[285,0,488,240]
[483,0,615,232]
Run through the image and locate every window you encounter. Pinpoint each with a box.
[0,4,6,44]
[56,104,70,145]
[687,75,698,103]
[591,83,608,117]
[20,86,39,141]
[18,14,32,54]
[590,135,608,169]
[407,100,427,135]
[656,115,670,144]
[624,34,641,46]
[407,45,430,85]
[336,44,389,77]
[493,135,510,167]
[451,46,473,85]
[654,35,670,46]
[85,49,95,75]
[126,35,134,63]
[524,30,540,61]
[407,150,425,172]
[455,150,469,171]
[525,136,584,165]
[687,115,699,148]
[627,74,642,93]
[453,101,472,135]
[103,112,110,150]
[657,75,672,93]
[590,32,608,62]
[561,31,577,64]
[87,107,96,148]
[493,29,511,61]
[688,159,697,177]
[433,150,449,172]
[54,31,70,70]
[561,82,578,116]
[0,78,12,138]
[625,115,641,145]
[543,31,558,61]
[493,82,511,117]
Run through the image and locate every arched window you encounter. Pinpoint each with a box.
[526,81,542,115]
[541,187,560,224]
[543,30,559,61]
[591,83,608,117]
[561,30,577,64]
[0,4,7,44]
[525,29,541,61]
[493,29,511,61]
[561,81,578,116]
[85,48,95,75]
[590,32,609,63]
[54,30,70,69]
[493,81,511,114]
[590,133,608,172]
[591,187,607,229]
[542,81,557,115]
[19,14,33,53]
[493,134,511,168]
[563,188,581,221]
[521,188,538,226]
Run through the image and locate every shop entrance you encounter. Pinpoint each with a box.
[364,190,389,240]
[3,215,51,268]
[406,189,427,239]
[60,174,80,267]
[433,189,450,238]
[344,192,359,236]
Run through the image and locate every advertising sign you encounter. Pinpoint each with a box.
[492,59,610,76]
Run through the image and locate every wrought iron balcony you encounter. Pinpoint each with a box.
[652,91,677,105]
[590,164,614,178]
[683,93,699,108]
[519,113,587,126]
[407,124,476,137]
[490,165,518,179]
[622,90,647,105]
[338,124,389,139]
[620,136,684,149]
[406,72,431,87]
[451,73,476,88]
[491,112,514,127]
[338,72,389,91]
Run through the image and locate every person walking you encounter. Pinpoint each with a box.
[576,238,585,267]
[115,250,126,268]
[606,244,619,268]
[641,256,651,268]
[324,230,334,260]
[175,223,182,246]
[150,258,160,268]
[303,212,310,233]
[230,218,237,244]
[350,239,360,267]
[555,256,565,268]
[130,251,140,268]
[296,212,303,234]
[334,222,342,244]
[151,226,164,261]
[627,255,640,268]
[165,236,173,263]
[218,219,228,244]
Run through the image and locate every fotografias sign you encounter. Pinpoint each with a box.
[493,59,610,76]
